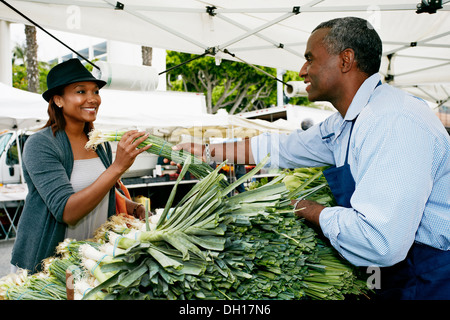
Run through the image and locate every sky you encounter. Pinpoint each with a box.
[10,22,104,62]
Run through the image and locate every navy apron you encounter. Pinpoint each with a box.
[321,100,450,299]
[323,79,381,208]
[377,243,450,300]
[322,118,357,208]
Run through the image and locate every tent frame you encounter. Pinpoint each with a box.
[2,0,450,110]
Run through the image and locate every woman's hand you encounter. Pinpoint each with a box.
[113,130,151,173]
[63,131,151,226]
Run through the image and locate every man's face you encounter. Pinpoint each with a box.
[299,28,341,103]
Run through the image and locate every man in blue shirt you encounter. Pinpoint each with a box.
[173,17,450,299]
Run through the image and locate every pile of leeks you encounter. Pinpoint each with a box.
[0,133,370,300]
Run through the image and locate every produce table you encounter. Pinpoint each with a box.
[0,184,27,241]
[122,175,201,209]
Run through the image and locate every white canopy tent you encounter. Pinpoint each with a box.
[0,82,212,131]
[96,88,305,141]
[0,82,302,140]
[0,81,310,186]
[1,0,450,111]
[0,83,47,130]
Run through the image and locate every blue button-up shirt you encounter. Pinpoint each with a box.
[251,73,450,267]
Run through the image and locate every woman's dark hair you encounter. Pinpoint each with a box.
[43,86,94,136]
[313,17,382,76]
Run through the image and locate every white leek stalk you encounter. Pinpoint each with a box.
[82,258,115,284]
[106,231,139,250]
[123,229,142,240]
[99,243,126,258]
[74,278,93,300]
[74,277,106,300]
[0,269,29,299]
[80,244,119,264]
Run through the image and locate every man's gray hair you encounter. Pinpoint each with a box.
[313,17,382,76]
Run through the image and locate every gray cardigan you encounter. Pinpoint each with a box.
[11,127,116,273]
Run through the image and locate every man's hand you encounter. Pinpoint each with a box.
[163,139,255,166]
[291,199,325,227]
[163,142,206,167]
[133,203,148,220]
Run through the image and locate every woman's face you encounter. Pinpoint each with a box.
[55,81,101,125]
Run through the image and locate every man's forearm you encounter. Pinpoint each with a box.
[210,139,255,164]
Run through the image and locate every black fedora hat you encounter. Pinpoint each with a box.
[42,58,107,102]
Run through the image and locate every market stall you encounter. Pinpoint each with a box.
[0,81,310,241]
[0,1,449,302]
[1,1,449,115]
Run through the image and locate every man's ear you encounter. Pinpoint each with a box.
[340,48,355,73]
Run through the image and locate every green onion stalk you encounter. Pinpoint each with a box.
[0,268,67,300]
[85,129,228,187]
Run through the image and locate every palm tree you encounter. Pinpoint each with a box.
[142,46,152,66]
[12,42,25,65]
[24,25,39,93]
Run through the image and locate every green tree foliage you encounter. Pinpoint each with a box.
[12,42,53,93]
[166,51,310,114]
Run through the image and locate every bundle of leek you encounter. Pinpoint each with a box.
[1,158,369,300]
[282,167,337,206]
[216,178,368,300]
[81,155,259,300]
[0,240,102,300]
[0,267,67,300]
[79,157,369,300]
[85,129,228,187]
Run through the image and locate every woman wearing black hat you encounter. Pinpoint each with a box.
[10,58,151,274]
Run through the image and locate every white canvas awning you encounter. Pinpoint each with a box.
[0,82,302,141]
[1,0,450,109]
[0,82,47,130]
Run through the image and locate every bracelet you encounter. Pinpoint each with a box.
[204,143,211,163]
[133,203,144,215]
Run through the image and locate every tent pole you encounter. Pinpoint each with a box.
[0,19,11,86]
[384,30,450,56]
[277,69,285,107]
[219,11,297,49]
[300,4,419,12]
[215,12,304,58]
[103,0,209,51]
[395,61,450,78]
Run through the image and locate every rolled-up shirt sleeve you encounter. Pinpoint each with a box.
[319,113,434,267]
